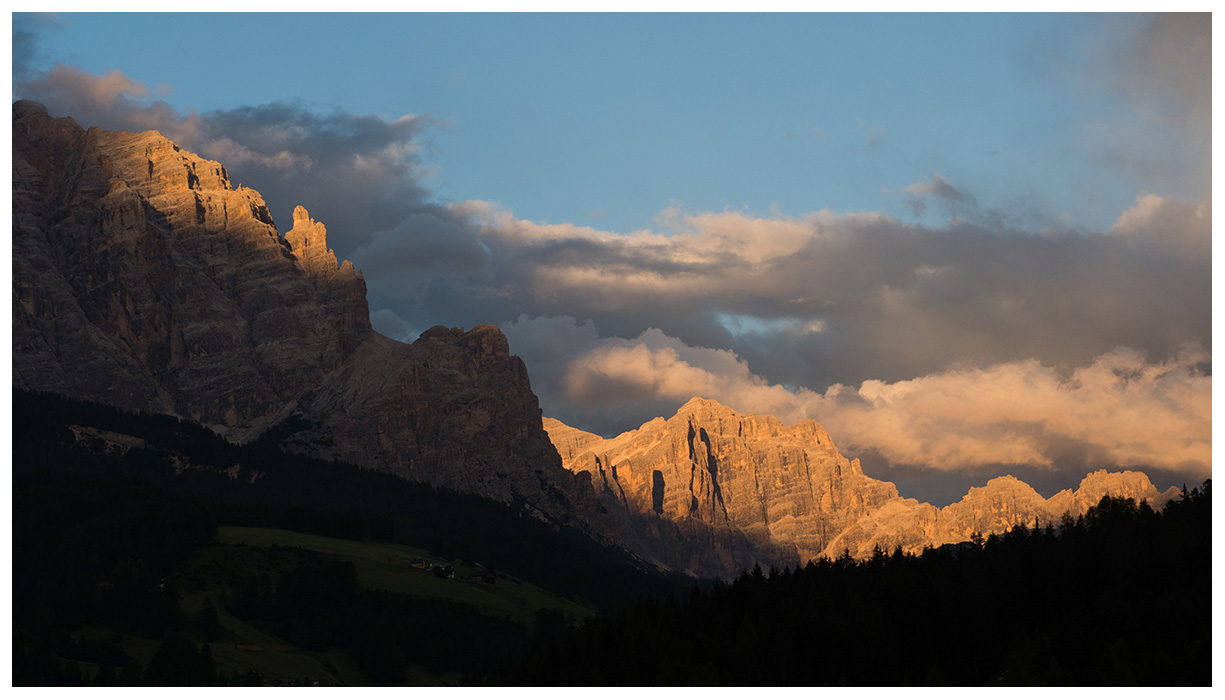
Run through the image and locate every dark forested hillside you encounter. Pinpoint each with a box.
[12,389,1211,686]
[11,390,696,685]
[495,484,1212,686]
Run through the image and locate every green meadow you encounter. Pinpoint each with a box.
[79,526,598,685]
[210,526,592,624]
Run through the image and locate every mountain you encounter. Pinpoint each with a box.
[10,100,588,523]
[545,397,1182,562]
[9,102,787,579]
[11,101,1183,582]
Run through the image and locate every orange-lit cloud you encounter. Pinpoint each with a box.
[812,345,1211,477]
[553,329,1211,480]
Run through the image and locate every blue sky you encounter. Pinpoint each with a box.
[11,12,1213,503]
[18,12,1199,235]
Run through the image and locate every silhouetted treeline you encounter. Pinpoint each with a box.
[494,484,1211,686]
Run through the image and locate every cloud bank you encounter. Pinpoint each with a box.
[546,326,1210,482]
[399,193,1209,406]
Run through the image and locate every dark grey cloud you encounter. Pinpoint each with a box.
[195,103,446,249]
[14,61,442,256]
[353,192,1208,444]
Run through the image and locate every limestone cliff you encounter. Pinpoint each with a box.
[10,100,586,523]
[546,398,1182,566]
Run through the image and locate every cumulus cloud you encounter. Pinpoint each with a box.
[363,193,1209,401]
[544,328,1210,486]
[814,344,1211,477]
[400,191,1209,499]
[562,329,804,419]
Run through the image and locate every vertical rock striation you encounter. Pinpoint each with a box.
[546,398,1183,568]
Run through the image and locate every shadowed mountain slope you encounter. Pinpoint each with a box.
[10,100,588,524]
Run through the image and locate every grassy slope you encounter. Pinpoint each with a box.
[213,526,593,624]
[136,526,593,684]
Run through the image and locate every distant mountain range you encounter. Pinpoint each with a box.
[546,397,1179,565]
[11,100,1181,579]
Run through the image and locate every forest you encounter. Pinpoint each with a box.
[496,481,1212,685]
[12,389,1212,685]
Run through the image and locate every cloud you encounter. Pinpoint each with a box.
[348,190,1213,446]
[510,323,810,438]
[398,194,1207,394]
[1105,13,1211,137]
[814,344,1211,477]
[1110,191,1211,264]
[14,62,439,255]
[368,308,418,344]
[545,328,1211,486]
[562,329,803,418]
[903,172,973,203]
[899,171,977,219]
[359,192,1209,497]
[1039,13,1211,203]
[857,118,886,151]
[11,13,66,84]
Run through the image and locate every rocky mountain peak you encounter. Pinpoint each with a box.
[1046,469,1177,517]
[284,205,351,278]
[545,398,898,575]
[545,398,1184,575]
[12,102,587,529]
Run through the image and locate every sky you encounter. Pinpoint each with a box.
[9,11,1214,504]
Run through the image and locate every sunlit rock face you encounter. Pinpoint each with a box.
[547,397,901,567]
[12,100,368,426]
[546,398,1183,569]
[833,471,1181,559]
[10,100,586,523]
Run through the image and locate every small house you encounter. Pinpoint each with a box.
[465,569,497,585]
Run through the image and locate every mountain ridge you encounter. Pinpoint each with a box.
[10,101,794,579]
[11,101,1185,580]
[544,396,1182,561]
[10,100,593,528]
